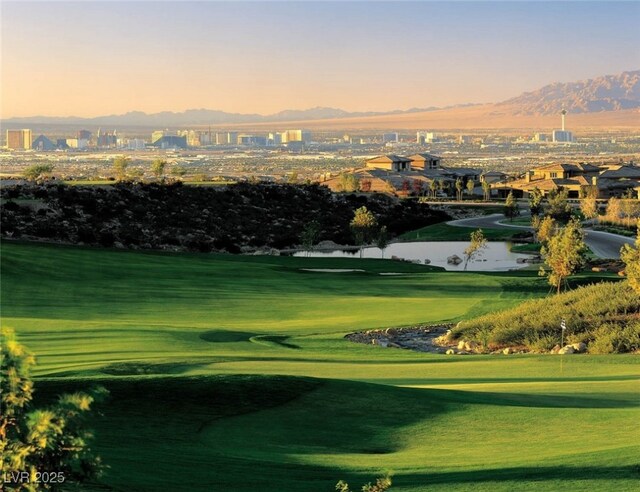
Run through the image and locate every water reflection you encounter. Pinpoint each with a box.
[294,241,535,271]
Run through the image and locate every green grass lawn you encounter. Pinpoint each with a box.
[2,241,638,491]
[400,222,521,241]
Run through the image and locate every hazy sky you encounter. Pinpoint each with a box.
[2,1,639,118]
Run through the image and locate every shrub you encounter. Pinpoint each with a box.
[453,281,639,352]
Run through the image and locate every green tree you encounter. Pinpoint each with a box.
[539,218,587,294]
[466,179,475,197]
[300,220,321,256]
[113,156,130,181]
[455,178,463,201]
[376,225,390,259]
[503,191,519,222]
[545,189,572,222]
[528,188,544,216]
[151,159,167,181]
[463,229,488,270]
[336,474,392,492]
[1,327,107,491]
[481,180,491,201]
[620,223,640,295]
[350,206,378,258]
[23,164,54,181]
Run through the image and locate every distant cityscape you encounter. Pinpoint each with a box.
[5,112,578,152]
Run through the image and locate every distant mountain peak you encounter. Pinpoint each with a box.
[498,70,640,115]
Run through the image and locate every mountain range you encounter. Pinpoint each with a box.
[3,70,639,129]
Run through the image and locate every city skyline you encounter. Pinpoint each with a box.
[2,1,639,118]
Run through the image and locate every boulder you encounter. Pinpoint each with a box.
[447,254,463,265]
[571,342,587,353]
[446,349,455,355]
[464,341,479,352]
[503,347,513,355]
[558,345,575,355]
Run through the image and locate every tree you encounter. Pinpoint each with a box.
[151,159,167,181]
[481,180,491,201]
[463,229,488,270]
[376,225,389,259]
[605,197,622,223]
[535,215,557,245]
[350,206,378,258]
[528,188,544,216]
[113,156,130,181]
[621,194,640,228]
[287,172,299,184]
[336,474,392,492]
[1,327,107,490]
[466,179,475,197]
[455,178,464,201]
[580,193,598,220]
[539,218,587,294]
[427,180,436,199]
[503,191,519,222]
[300,220,321,256]
[339,173,360,193]
[620,223,640,295]
[23,164,54,181]
[545,189,572,222]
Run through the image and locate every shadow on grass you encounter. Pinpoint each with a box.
[250,335,301,349]
[393,464,640,486]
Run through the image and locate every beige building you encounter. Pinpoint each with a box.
[6,129,32,150]
[491,162,640,198]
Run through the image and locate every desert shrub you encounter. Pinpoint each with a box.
[524,332,559,352]
[589,322,640,354]
[452,281,639,352]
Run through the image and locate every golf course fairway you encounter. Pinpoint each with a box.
[2,241,639,491]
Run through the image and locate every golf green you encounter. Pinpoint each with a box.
[2,241,638,491]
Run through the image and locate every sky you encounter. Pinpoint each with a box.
[2,1,639,118]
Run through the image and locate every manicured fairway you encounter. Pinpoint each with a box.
[2,241,639,491]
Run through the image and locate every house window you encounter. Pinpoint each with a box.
[550,172,557,178]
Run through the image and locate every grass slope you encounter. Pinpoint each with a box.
[399,223,520,241]
[2,241,639,491]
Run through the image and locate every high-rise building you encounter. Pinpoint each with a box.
[227,132,239,145]
[6,129,32,150]
[77,129,92,140]
[96,128,117,147]
[552,110,574,142]
[382,132,398,143]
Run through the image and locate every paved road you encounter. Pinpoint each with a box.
[449,213,634,259]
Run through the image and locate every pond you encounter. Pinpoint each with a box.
[294,241,536,272]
